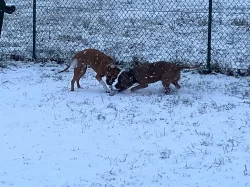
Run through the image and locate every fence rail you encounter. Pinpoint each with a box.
[1,0,250,74]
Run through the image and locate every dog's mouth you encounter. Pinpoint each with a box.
[106,79,115,85]
[106,81,112,86]
[116,86,127,92]
[115,85,124,91]
[118,88,125,92]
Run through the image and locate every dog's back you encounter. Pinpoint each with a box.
[73,49,114,72]
[133,61,180,84]
[58,49,114,73]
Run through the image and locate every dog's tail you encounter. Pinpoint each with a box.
[58,59,77,73]
[177,64,201,70]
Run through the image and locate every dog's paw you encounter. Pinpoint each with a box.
[109,91,116,96]
[124,89,132,94]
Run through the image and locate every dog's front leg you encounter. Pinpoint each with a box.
[109,85,120,96]
[100,80,111,93]
[96,74,110,93]
[109,85,114,91]
[131,84,148,92]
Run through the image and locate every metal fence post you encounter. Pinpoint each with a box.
[33,0,36,60]
[0,0,6,37]
[207,0,212,72]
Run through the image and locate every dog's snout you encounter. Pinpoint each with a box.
[115,83,125,91]
[106,80,112,85]
[115,83,120,89]
[106,76,113,85]
[115,83,123,90]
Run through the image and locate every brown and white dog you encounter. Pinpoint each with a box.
[58,49,121,93]
[115,61,200,94]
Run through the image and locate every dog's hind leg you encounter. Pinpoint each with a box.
[161,74,172,93]
[71,64,87,91]
[173,81,181,89]
[172,73,181,89]
[130,84,148,92]
[162,83,171,93]
[76,64,87,89]
[71,78,76,91]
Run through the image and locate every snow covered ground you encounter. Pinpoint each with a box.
[1,61,250,187]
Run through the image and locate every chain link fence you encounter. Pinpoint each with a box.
[1,0,250,74]
[211,0,250,74]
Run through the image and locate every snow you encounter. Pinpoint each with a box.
[1,61,250,186]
